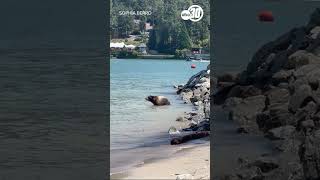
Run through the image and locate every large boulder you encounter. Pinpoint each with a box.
[285,50,320,69]
[272,70,294,85]
[227,85,262,99]
[177,70,209,94]
[289,84,314,113]
[250,157,279,173]
[257,103,295,132]
[217,73,239,83]
[266,125,296,140]
[310,26,320,39]
[224,95,266,133]
[242,26,309,85]
[265,88,290,106]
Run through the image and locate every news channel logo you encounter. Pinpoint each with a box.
[181,5,204,22]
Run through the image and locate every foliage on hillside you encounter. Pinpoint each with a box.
[111,0,210,54]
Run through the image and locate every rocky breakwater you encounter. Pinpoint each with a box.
[215,9,320,180]
[171,64,213,145]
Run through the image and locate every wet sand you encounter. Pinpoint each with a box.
[212,106,274,178]
[111,140,210,180]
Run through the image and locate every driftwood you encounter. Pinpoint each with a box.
[170,131,210,145]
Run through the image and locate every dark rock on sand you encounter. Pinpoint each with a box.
[170,131,210,145]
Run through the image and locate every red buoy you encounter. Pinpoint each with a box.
[191,64,196,68]
[258,11,274,22]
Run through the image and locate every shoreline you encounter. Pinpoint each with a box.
[111,140,210,180]
[110,61,211,179]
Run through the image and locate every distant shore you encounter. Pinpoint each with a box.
[113,54,177,59]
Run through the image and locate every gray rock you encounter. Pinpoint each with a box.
[218,73,238,83]
[257,103,295,132]
[227,85,262,99]
[278,82,289,89]
[266,88,290,106]
[286,50,320,69]
[234,167,264,180]
[294,64,320,79]
[313,112,320,129]
[289,78,309,95]
[176,116,184,122]
[301,120,315,134]
[266,125,296,140]
[291,64,320,93]
[214,83,236,105]
[299,130,320,179]
[177,70,209,94]
[250,157,279,173]
[303,101,318,115]
[181,90,193,103]
[306,66,320,91]
[287,162,304,180]
[310,26,320,39]
[289,84,313,113]
[272,70,293,85]
[224,95,266,133]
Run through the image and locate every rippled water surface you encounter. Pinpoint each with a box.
[0,47,107,179]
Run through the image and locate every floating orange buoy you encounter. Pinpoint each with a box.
[258,11,274,22]
[191,64,196,68]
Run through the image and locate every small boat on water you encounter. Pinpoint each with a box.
[186,56,201,61]
[186,56,210,62]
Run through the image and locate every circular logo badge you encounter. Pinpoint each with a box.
[181,10,191,20]
[187,5,203,22]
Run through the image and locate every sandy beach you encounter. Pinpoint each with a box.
[111,141,210,180]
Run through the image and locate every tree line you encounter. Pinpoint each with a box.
[111,0,210,54]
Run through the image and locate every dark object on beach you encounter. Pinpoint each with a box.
[258,11,274,22]
[170,131,210,145]
[145,95,170,106]
[191,64,196,68]
[182,120,210,131]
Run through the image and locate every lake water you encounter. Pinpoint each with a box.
[0,46,108,180]
[110,59,209,173]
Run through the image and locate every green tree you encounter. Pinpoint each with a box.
[177,23,192,50]
[111,0,210,53]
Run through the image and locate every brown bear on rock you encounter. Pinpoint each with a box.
[145,96,170,106]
